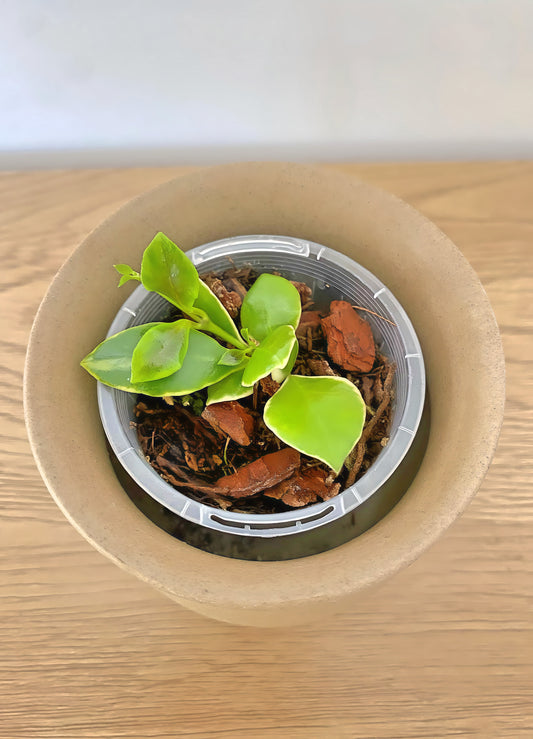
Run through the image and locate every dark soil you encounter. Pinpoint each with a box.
[133,265,395,513]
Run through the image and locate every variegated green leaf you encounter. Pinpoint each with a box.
[140,232,199,310]
[263,375,366,474]
[240,273,301,342]
[114,263,141,287]
[81,326,238,397]
[194,280,243,345]
[218,347,249,366]
[131,319,192,383]
[206,367,253,405]
[271,339,298,383]
[242,325,297,387]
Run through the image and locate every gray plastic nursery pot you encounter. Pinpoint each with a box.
[24,163,505,627]
[98,235,425,550]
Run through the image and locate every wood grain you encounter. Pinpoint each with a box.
[1,163,532,738]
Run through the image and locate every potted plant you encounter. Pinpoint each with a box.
[24,162,504,626]
[80,231,425,560]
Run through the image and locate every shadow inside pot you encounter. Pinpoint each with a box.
[107,394,430,562]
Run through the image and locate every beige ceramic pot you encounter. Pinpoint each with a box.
[24,163,505,627]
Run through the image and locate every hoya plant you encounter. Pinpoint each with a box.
[81,233,366,474]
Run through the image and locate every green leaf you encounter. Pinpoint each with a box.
[130,319,191,383]
[193,280,243,345]
[206,367,254,405]
[140,232,199,311]
[114,263,139,276]
[241,327,258,346]
[271,339,298,383]
[242,325,297,387]
[114,263,140,287]
[263,375,366,474]
[240,274,301,343]
[81,326,238,397]
[137,328,237,395]
[218,348,249,366]
[81,323,160,389]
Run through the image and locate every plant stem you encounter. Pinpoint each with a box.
[185,307,248,349]
[200,319,248,350]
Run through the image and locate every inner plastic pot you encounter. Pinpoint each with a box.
[98,235,425,539]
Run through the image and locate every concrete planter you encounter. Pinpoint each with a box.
[24,163,504,627]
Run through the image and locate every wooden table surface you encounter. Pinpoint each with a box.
[1,163,532,738]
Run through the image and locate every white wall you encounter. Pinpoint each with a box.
[1,0,532,168]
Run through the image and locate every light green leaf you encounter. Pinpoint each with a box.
[81,323,159,389]
[140,232,199,311]
[118,275,135,288]
[138,328,238,396]
[263,375,366,474]
[130,319,191,383]
[218,348,249,366]
[194,280,243,345]
[242,325,297,387]
[206,367,254,405]
[81,326,238,397]
[114,263,140,287]
[114,263,139,276]
[240,274,301,343]
[271,339,298,383]
[241,327,258,346]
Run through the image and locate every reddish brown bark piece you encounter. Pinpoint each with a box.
[264,467,340,507]
[306,357,337,377]
[215,448,300,499]
[291,280,312,305]
[361,375,374,405]
[222,276,247,300]
[202,275,242,318]
[155,454,199,486]
[321,300,375,372]
[201,401,255,446]
[222,264,254,287]
[320,481,341,501]
[296,310,322,339]
[259,376,281,397]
